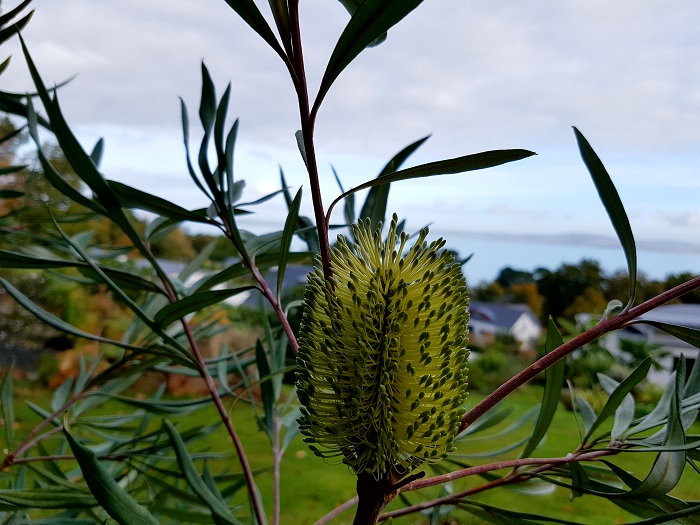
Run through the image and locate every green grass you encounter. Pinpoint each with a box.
[6,381,699,525]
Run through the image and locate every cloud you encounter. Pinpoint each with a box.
[3,0,697,263]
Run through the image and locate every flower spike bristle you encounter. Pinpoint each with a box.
[296,215,469,479]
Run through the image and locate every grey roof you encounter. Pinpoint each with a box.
[635,304,700,330]
[468,301,540,329]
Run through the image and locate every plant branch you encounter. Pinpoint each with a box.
[3,393,84,469]
[313,497,359,525]
[250,262,299,353]
[460,275,700,433]
[288,0,332,281]
[179,317,267,525]
[381,450,615,521]
[273,415,282,525]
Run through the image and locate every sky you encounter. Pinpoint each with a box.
[3,0,700,283]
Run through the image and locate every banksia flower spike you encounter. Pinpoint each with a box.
[296,214,469,479]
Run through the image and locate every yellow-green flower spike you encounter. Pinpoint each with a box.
[296,215,469,479]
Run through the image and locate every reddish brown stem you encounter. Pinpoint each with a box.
[288,0,332,281]
[180,318,267,525]
[381,450,615,521]
[460,276,700,433]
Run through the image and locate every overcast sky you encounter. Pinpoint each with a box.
[3,0,700,281]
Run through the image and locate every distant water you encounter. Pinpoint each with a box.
[435,230,700,284]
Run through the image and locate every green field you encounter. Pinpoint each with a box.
[9,381,699,524]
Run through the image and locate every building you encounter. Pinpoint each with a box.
[468,301,542,350]
[603,303,700,385]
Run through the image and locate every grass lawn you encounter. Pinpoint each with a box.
[8,381,699,524]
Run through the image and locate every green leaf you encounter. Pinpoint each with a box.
[0,250,165,294]
[221,0,286,58]
[358,135,430,230]
[64,429,160,525]
[1,365,14,449]
[21,37,122,213]
[0,0,33,29]
[0,11,33,46]
[456,406,514,438]
[624,360,687,498]
[315,0,425,112]
[583,357,652,443]
[108,180,212,224]
[180,98,213,200]
[267,0,291,53]
[598,373,635,441]
[154,286,258,327]
[573,127,637,309]
[0,277,151,353]
[327,149,536,220]
[626,372,676,437]
[331,166,355,227]
[638,322,700,350]
[0,488,98,510]
[191,252,312,293]
[90,138,104,167]
[277,188,302,298]
[520,318,565,458]
[25,98,106,215]
[255,340,275,438]
[163,420,244,525]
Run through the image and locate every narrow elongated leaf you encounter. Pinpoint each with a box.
[0,277,149,353]
[255,340,275,438]
[180,98,213,200]
[0,189,22,198]
[573,127,637,308]
[315,0,425,111]
[358,135,430,229]
[1,365,14,449]
[639,322,700,350]
[598,373,635,441]
[108,180,211,223]
[0,488,97,510]
[277,188,302,298]
[191,252,311,293]
[64,430,160,525]
[154,286,257,327]
[583,357,652,443]
[267,0,291,53]
[214,84,232,184]
[90,138,104,167]
[0,164,25,175]
[331,166,355,227]
[327,149,535,220]
[21,38,122,213]
[221,0,286,58]
[163,420,243,525]
[456,407,514,438]
[626,372,676,437]
[0,250,165,294]
[0,11,33,45]
[25,98,106,215]
[0,56,10,76]
[520,318,565,458]
[0,0,33,28]
[279,169,319,252]
[624,362,687,498]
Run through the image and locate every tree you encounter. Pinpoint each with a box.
[535,258,605,322]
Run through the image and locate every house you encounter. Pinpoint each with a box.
[468,301,542,350]
[602,303,700,385]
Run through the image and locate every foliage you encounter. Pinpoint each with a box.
[0,1,699,525]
